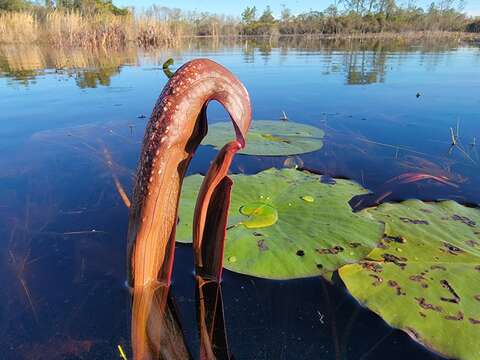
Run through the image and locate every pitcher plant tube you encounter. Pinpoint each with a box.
[126,59,252,359]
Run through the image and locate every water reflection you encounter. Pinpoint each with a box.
[131,284,191,359]
[0,45,136,87]
[1,37,479,359]
[76,67,122,88]
[1,36,477,87]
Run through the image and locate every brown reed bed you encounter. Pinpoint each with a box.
[0,10,191,48]
[1,9,478,49]
[0,11,38,44]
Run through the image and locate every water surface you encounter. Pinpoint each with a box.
[1,37,479,359]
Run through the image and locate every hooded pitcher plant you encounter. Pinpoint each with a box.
[126,59,252,359]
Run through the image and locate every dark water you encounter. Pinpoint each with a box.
[1,37,479,359]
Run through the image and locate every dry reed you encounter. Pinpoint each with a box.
[0,12,38,44]
[1,10,478,48]
[0,9,198,48]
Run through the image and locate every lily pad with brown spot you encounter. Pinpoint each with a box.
[202,120,325,156]
[176,168,383,280]
[339,200,480,360]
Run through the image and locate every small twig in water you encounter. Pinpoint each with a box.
[447,122,477,164]
[357,138,430,157]
[450,127,457,146]
[385,172,458,188]
[317,310,325,324]
[118,344,128,360]
[102,146,131,208]
[9,249,39,324]
[63,230,107,235]
[359,331,393,359]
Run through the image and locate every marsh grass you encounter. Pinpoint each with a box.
[0,10,193,47]
[41,11,132,47]
[135,13,185,48]
[3,9,477,49]
[0,11,38,43]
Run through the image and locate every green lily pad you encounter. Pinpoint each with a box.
[239,202,279,229]
[339,200,480,360]
[177,168,383,280]
[202,120,325,156]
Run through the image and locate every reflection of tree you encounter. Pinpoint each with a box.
[344,48,387,85]
[0,45,43,85]
[237,36,472,82]
[258,40,273,62]
[0,45,136,88]
[1,36,478,88]
[0,64,38,86]
[75,66,121,88]
[241,38,273,64]
[242,40,255,63]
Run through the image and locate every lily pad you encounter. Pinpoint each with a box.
[202,120,325,156]
[177,168,383,280]
[238,203,279,228]
[339,200,480,360]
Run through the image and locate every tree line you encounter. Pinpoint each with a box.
[0,0,128,15]
[0,0,479,37]
[240,1,479,35]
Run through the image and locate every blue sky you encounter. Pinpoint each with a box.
[114,0,480,16]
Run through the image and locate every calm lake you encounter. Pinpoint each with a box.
[0,37,479,359]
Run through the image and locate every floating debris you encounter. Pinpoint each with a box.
[283,155,304,169]
[118,345,128,360]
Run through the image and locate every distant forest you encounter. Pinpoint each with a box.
[238,1,479,35]
[0,0,479,47]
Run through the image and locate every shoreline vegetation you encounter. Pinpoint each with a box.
[0,0,479,48]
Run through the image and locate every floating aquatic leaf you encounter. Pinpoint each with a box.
[239,202,278,228]
[177,168,383,279]
[202,120,324,156]
[339,200,480,360]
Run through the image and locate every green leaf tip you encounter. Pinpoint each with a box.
[239,202,278,229]
[162,58,175,78]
